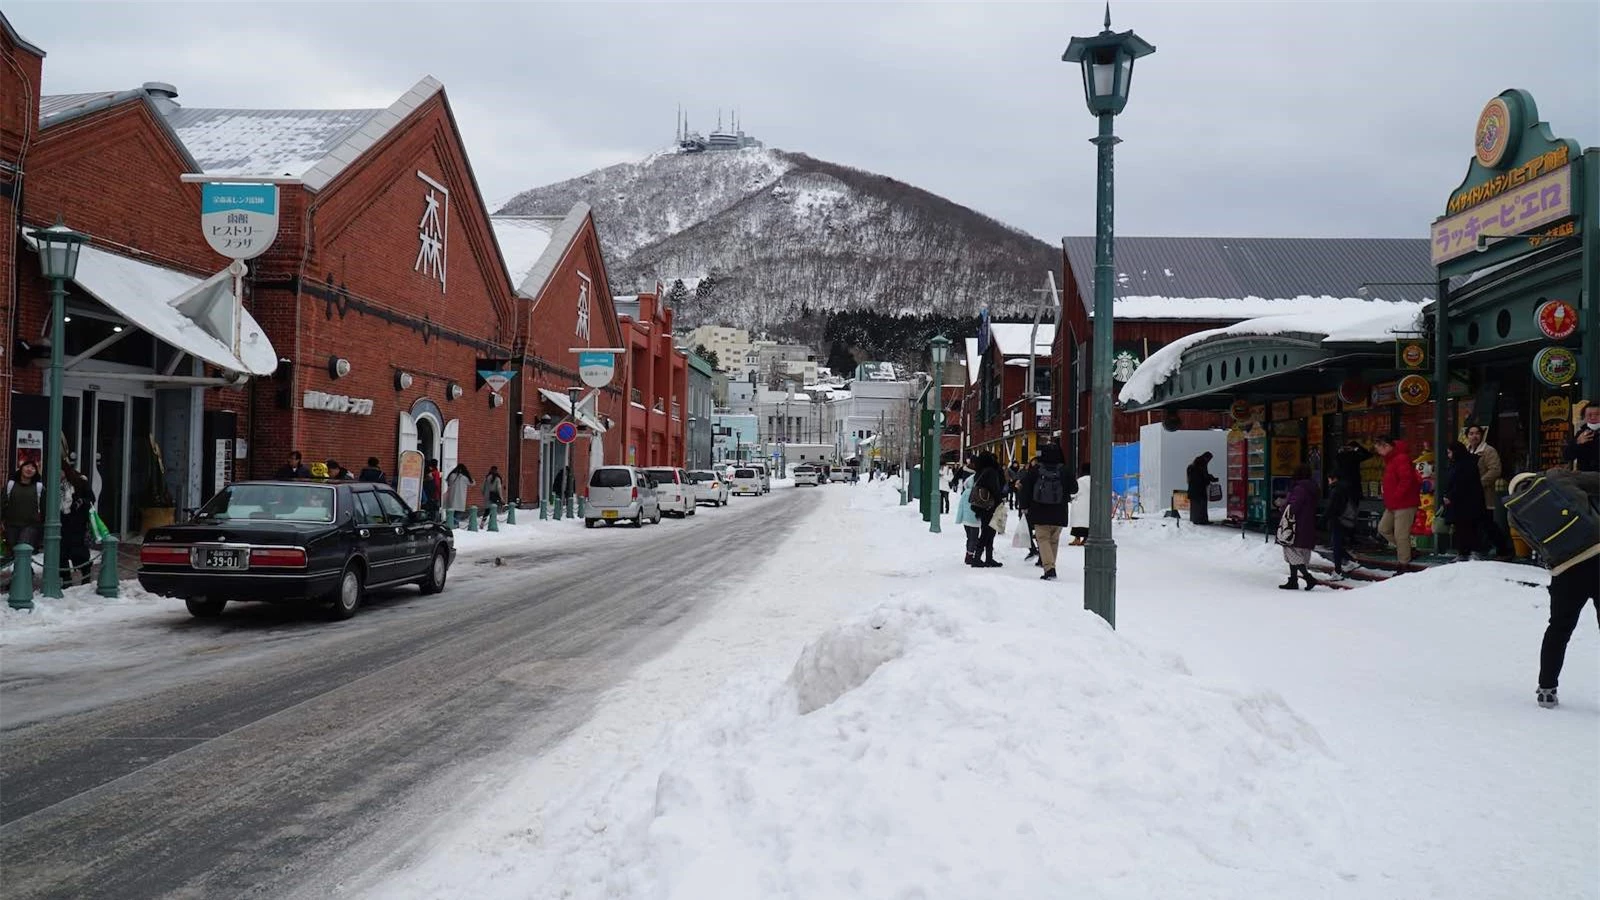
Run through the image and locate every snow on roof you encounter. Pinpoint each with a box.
[490,216,559,288]
[165,107,384,178]
[1101,294,1436,322]
[1117,300,1424,407]
[987,323,1055,357]
[963,337,980,384]
[512,203,590,302]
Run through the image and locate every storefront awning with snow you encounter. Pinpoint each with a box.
[1117,300,1426,412]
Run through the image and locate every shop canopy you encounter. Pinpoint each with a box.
[23,232,278,377]
[537,388,607,433]
[1117,300,1426,412]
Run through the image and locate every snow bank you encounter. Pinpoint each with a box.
[0,580,171,646]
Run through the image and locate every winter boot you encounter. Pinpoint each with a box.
[1298,566,1318,590]
[983,557,1003,568]
[1025,548,1039,561]
[1040,568,1057,581]
[964,551,974,566]
[1537,688,1558,709]
[1278,569,1300,590]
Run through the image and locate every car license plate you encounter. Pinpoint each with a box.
[603,510,618,519]
[202,549,244,569]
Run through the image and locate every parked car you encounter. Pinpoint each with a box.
[643,467,696,517]
[687,469,731,506]
[747,462,772,493]
[793,464,822,487]
[730,467,764,496]
[830,467,855,483]
[137,480,455,620]
[585,466,662,528]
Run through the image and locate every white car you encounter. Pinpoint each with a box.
[584,466,662,528]
[793,465,822,487]
[730,466,763,496]
[644,467,697,517]
[687,470,730,506]
[747,462,772,493]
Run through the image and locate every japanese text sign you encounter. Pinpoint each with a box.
[201,183,279,260]
[1431,165,1573,266]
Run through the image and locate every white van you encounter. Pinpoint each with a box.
[644,467,696,518]
[747,462,772,493]
[793,464,821,487]
[584,466,661,528]
[730,467,763,496]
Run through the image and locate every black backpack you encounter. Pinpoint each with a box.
[1033,464,1065,506]
[1503,470,1599,575]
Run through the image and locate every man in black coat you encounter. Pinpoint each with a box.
[1185,452,1218,525]
[1020,442,1074,580]
[275,450,312,480]
[358,457,387,483]
[968,452,1005,568]
[1568,402,1600,473]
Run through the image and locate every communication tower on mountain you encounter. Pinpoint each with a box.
[676,105,762,153]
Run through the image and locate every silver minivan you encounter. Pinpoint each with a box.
[585,466,662,528]
[747,462,772,493]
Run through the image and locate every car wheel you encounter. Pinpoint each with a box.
[329,563,364,620]
[634,510,644,528]
[419,547,449,595]
[585,518,595,529]
[185,597,226,618]
[653,509,662,524]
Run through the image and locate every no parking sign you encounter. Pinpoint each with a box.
[554,421,578,444]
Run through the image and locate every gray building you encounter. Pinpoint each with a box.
[685,352,715,469]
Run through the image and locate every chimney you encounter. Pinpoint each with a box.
[142,81,180,114]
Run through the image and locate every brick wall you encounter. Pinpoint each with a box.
[1,27,43,460]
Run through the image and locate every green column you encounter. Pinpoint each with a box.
[42,277,67,599]
[1084,111,1120,628]
[1583,149,1600,400]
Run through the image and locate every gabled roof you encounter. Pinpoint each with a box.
[1062,237,1436,315]
[39,76,444,191]
[490,214,563,293]
[987,322,1055,357]
[1,10,44,57]
[37,87,202,172]
[502,202,591,301]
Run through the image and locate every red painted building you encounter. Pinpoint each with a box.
[6,69,521,530]
[962,323,1055,465]
[615,287,688,468]
[0,13,44,454]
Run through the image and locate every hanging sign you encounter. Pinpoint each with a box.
[1338,378,1368,406]
[1539,394,1571,423]
[1291,397,1314,419]
[200,183,279,260]
[1229,399,1253,423]
[1532,347,1577,387]
[577,351,616,389]
[1314,392,1339,415]
[1395,338,1429,371]
[1535,300,1578,340]
[1397,375,1432,406]
[1270,400,1291,421]
[475,358,519,394]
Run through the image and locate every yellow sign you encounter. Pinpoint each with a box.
[1447,145,1569,215]
[1397,375,1432,406]
[1315,392,1339,415]
[1474,97,1515,168]
[1306,415,1323,446]
[1539,395,1570,423]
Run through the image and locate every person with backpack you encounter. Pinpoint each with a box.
[968,452,1005,568]
[1275,464,1320,590]
[953,468,982,566]
[60,464,95,586]
[1020,442,1073,580]
[3,460,45,561]
[481,465,506,525]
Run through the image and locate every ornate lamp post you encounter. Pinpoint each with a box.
[29,220,90,600]
[1062,7,1154,627]
[928,335,950,533]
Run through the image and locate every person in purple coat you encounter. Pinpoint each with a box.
[1275,464,1321,590]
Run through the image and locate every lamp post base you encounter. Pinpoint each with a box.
[1083,536,1117,627]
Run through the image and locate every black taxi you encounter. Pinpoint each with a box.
[138,480,455,620]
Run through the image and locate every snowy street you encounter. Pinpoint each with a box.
[0,488,819,899]
[361,479,1597,900]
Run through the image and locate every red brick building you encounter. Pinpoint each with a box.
[615,287,688,468]
[962,323,1055,465]
[6,69,521,530]
[493,203,627,502]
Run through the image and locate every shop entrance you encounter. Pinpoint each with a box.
[61,384,156,537]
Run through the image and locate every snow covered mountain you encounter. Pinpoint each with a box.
[496,148,1056,330]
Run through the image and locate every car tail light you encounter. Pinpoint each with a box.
[140,545,191,566]
[631,486,639,500]
[250,547,308,568]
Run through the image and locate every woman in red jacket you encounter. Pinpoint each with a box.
[1374,435,1422,565]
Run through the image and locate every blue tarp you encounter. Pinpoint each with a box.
[1111,442,1140,503]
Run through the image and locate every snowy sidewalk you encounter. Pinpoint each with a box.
[368,482,1598,899]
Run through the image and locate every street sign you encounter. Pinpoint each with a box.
[554,421,578,444]
[577,351,615,388]
[200,183,279,260]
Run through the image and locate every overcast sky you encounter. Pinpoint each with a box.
[9,1,1598,244]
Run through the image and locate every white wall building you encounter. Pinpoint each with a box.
[682,325,753,373]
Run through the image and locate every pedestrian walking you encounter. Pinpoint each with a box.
[1005,460,1021,509]
[1374,434,1421,565]
[422,459,442,521]
[1567,401,1600,472]
[1442,441,1487,562]
[953,469,981,566]
[1325,465,1360,577]
[1015,457,1041,561]
[968,451,1005,567]
[444,463,473,528]
[1464,424,1512,558]
[1275,464,1320,590]
[1505,467,1600,708]
[482,466,505,524]
[324,459,355,481]
[1020,442,1072,580]
[1068,464,1091,546]
[1186,451,1219,525]
[275,450,312,480]
[938,464,951,515]
[3,460,44,561]
[60,464,95,585]
[358,457,387,483]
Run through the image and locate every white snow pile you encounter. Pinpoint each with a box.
[1104,294,1433,322]
[497,585,1354,898]
[1117,300,1425,407]
[0,578,171,646]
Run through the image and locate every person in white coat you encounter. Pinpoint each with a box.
[444,463,474,527]
[1067,463,1091,546]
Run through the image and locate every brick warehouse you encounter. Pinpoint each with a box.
[616,286,688,468]
[4,59,523,531]
[1,14,45,491]
[493,202,628,502]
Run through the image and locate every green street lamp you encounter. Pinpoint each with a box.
[928,335,950,534]
[30,219,90,600]
[1063,6,1154,628]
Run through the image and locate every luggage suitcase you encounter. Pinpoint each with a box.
[1503,470,1600,575]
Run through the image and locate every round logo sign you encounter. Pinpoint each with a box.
[1397,375,1431,406]
[1535,300,1578,340]
[1229,399,1252,422]
[1400,342,1426,369]
[1533,347,1577,387]
[1474,97,1515,168]
[554,421,579,444]
[1338,378,1367,406]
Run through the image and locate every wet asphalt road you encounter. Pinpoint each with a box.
[0,488,818,899]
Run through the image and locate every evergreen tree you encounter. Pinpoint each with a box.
[692,343,721,371]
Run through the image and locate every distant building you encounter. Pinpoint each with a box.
[682,324,752,372]
[676,107,762,153]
